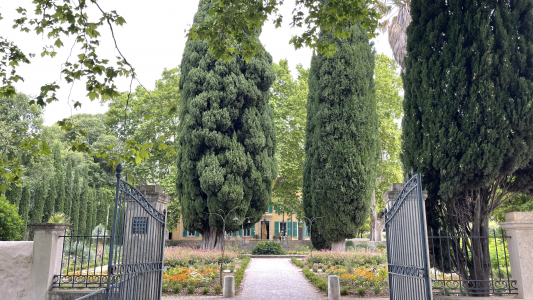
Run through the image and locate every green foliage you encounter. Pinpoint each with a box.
[177,0,277,240]
[64,159,73,215]
[43,172,56,222]
[186,285,195,294]
[70,169,80,232]
[302,268,328,292]
[291,257,305,268]
[374,54,403,210]
[188,0,379,61]
[356,287,367,296]
[52,143,65,214]
[345,240,355,248]
[234,256,250,288]
[48,212,69,224]
[373,285,382,295]
[171,281,181,293]
[303,23,378,246]
[5,184,22,208]
[492,194,533,223]
[31,178,47,224]
[270,60,308,214]
[214,285,222,294]
[0,196,24,240]
[202,286,209,295]
[251,241,286,255]
[403,0,533,232]
[340,286,349,296]
[18,185,31,237]
[376,243,386,249]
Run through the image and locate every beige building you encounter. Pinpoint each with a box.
[170,205,310,241]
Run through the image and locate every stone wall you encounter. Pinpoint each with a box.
[0,241,34,300]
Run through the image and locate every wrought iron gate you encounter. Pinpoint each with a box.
[79,164,167,300]
[384,172,432,299]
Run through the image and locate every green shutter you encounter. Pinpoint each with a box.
[293,222,298,237]
[195,231,200,237]
[275,221,279,235]
[288,221,292,237]
[239,229,243,237]
[183,228,187,237]
[305,224,309,237]
[232,231,237,237]
[251,224,255,237]
[294,209,297,214]
[276,205,280,214]
[268,205,273,213]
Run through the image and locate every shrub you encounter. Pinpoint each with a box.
[313,267,318,272]
[169,240,179,247]
[302,268,328,292]
[340,286,349,295]
[376,243,386,249]
[202,287,209,295]
[355,243,368,249]
[171,282,181,293]
[373,286,382,295]
[187,285,195,294]
[253,234,260,239]
[291,257,304,268]
[356,287,367,296]
[251,241,286,255]
[164,247,238,267]
[345,240,355,248]
[48,212,70,224]
[214,285,222,294]
[0,196,23,241]
[228,264,235,272]
[235,256,251,288]
[162,282,169,292]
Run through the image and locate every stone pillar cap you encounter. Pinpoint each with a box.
[504,211,533,222]
[29,223,71,231]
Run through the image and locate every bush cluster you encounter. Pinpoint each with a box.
[302,268,328,292]
[251,241,286,255]
[234,256,251,288]
[291,257,304,268]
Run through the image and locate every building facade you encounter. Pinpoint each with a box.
[170,205,310,241]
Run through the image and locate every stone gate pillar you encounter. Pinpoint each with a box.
[500,212,533,300]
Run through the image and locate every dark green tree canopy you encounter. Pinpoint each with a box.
[402,0,533,223]
[303,23,378,248]
[177,0,277,235]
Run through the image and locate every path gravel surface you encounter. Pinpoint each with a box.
[163,257,390,300]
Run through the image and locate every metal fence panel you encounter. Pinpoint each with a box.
[385,173,433,300]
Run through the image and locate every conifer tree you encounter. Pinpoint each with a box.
[31,179,47,224]
[96,190,107,227]
[70,168,80,233]
[303,24,378,251]
[64,159,73,216]
[53,143,65,214]
[403,0,533,290]
[78,168,89,232]
[176,0,277,249]
[19,185,31,238]
[5,184,22,209]
[43,174,56,222]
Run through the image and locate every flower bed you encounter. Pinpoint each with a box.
[164,246,239,267]
[292,249,389,297]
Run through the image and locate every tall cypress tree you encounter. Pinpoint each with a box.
[31,179,47,224]
[64,159,73,216]
[403,0,533,289]
[53,143,65,214]
[78,168,89,232]
[5,184,22,209]
[176,0,277,249]
[43,174,56,222]
[86,187,96,231]
[70,168,81,233]
[19,185,31,239]
[303,24,378,251]
[96,190,107,226]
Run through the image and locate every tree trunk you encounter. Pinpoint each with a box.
[468,191,491,296]
[201,226,224,250]
[370,189,377,241]
[331,238,346,251]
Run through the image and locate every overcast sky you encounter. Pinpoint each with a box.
[1,0,393,126]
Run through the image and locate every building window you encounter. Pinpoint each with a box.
[243,228,251,237]
[187,230,196,237]
[279,222,287,236]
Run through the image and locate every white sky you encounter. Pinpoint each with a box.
[1,0,393,126]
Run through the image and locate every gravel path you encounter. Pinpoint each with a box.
[234,258,325,300]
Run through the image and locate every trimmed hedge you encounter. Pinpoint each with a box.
[251,241,286,255]
[291,257,304,268]
[302,268,328,292]
[235,256,251,289]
